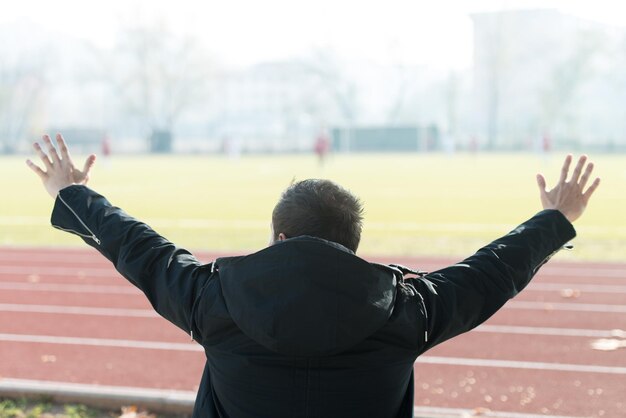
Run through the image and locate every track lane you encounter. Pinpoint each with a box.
[2,247,625,417]
[2,284,624,308]
[1,330,624,368]
[0,312,187,341]
[0,290,153,309]
[0,341,204,391]
[424,331,626,367]
[1,309,623,343]
[1,340,623,416]
[488,307,626,330]
[411,363,625,417]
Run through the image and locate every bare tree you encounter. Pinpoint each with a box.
[482,15,506,150]
[385,62,414,125]
[298,52,356,118]
[539,30,602,141]
[92,20,213,151]
[0,51,48,153]
[297,49,359,152]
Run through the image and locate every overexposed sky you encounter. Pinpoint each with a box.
[2,0,626,70]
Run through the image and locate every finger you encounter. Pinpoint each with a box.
[56,133,73,165]
[82,154,97,176]
[536,173,547,192]
[33,142,52,168]
[26,159,47,180]
[578,162,594,190]
[559,154,572,183]
[569,155,587,183]
[43,134,62,165]
[582,177,601,203]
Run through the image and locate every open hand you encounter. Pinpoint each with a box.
[26,134,96,199]
[536,155,600,223]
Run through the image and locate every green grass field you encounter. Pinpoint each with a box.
[1,152,624,261]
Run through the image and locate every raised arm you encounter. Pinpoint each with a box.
[410,155,600,352]
[27,134,211,338]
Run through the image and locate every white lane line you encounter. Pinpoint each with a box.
[413,405,581,418]
[1,299,623,319]
[0,282,139,294]
[537,267,626,278]
[0,303,157,317]
[0,252,105,263]
[416,356,626,375]
[507,301,626,313]
[475,324,619,338]
[0,333,202,352]
[0,252,211,266]
[0,266,117,277]
[1,264,626,279]
[0,300,616,339]
[0,326,614,350]
[528,282,626,293]
[2,281,625,296]
[1,332,623,376]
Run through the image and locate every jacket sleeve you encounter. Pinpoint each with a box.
[408,209,576,353]
[50,185,212,338]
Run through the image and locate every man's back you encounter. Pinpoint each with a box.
[193,237,418,417]
[187,212,574,417]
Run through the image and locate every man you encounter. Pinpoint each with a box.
[27,134,600,418]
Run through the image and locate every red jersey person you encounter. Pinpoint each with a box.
[314,130,330,166]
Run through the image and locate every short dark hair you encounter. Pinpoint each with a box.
[272,179,364,252]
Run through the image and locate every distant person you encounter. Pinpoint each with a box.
[101,134,111,158]
[542,132,552,154]
[100,134,112,168]
[314,130,331,165]
[534,132,553,164]
[468,135,479,154]
[27,133,600,418]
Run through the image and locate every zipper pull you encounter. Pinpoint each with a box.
[92,235,101,245]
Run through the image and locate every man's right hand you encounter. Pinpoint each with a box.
[26,133,96,199]
[536,155,601,223]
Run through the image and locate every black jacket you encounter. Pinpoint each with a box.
[51,185,576,418]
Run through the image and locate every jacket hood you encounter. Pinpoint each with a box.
[216,236,397,357]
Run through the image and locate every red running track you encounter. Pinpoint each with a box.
[1,247,625,417]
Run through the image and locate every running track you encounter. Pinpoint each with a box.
[0,247,625,417]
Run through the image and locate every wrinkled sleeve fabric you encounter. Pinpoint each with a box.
[50,185,211,339]
[408,209,576,353]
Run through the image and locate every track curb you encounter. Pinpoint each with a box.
[0,378,195,414]
[0,378,583,418]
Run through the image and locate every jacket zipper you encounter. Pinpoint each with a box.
[53,194,101,245]
[532,243,573,274]
[420,295,429,343]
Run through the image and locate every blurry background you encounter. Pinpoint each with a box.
[1,0,624,259]
[3,0,626,154]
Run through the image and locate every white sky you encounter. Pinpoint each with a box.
[2,0,626,70]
